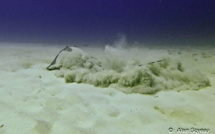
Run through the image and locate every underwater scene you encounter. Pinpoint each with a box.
[0,0,214,134]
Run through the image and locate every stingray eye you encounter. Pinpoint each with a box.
[65,46,72,52]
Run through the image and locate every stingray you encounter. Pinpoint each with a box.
[46,46,73,70]
[47,46,166,71]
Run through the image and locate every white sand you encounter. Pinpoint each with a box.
[0,43,215,134]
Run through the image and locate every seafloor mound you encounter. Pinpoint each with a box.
[48,46,210,94]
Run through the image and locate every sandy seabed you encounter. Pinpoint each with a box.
[0,43,215,134]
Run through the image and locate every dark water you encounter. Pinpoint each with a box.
[0,0,214,46]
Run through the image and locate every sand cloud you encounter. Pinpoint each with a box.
[48,45,210,94]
